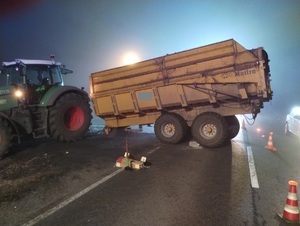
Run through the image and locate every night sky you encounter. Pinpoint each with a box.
[1,0,300,118]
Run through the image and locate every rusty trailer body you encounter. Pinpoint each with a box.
[90,39,272,147]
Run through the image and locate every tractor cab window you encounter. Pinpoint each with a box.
[25,65,62,86]
[50,66,63,85]
[25,65,63,104]
[0,69,7,86]
[0,66,23,86]
[26,65,51,86]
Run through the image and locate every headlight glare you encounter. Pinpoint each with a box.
[15,90,24,98]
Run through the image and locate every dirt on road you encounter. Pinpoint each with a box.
[0,127,160,226]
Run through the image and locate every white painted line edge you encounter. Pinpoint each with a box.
[22,146,161,226]
[147,146,160,155]
[22,168,123,226]
[247,146,259,188]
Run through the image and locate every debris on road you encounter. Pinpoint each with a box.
[0,155,61,202]
[189,141,202,149]
[115,140,149,170]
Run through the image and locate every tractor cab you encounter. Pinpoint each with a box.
[0,57,73,105]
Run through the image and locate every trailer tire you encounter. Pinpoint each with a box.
[191,112,229,148]
[49,93,92,142]
[225,116,240,139]
[0,119,12,159]
[154,113,188,144]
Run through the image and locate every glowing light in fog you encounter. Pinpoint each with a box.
[123,52,139,65]
[291,107,300,116]
[15,90,23,98]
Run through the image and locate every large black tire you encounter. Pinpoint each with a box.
[225,116,240,139]
[0,119,12,159]
[49,93,92,142]
[154,113,188,144]
[191,112,229,148]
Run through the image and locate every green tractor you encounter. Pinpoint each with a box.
[0,56,92,159]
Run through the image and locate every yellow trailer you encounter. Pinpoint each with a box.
[90,39,272,147]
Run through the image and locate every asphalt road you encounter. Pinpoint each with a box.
[1,114,300,226]
[241,114,300,226]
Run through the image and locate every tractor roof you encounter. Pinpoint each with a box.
[2,59,62,67]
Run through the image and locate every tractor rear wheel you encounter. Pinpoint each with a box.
[0,119,12,159]
[49,93,92,142]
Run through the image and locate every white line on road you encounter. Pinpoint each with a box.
[23,146,161,226]
[147,146,160,155]
[247,146,259,188]
[22,169,123,226]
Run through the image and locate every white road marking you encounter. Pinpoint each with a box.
[22,146,161,226]
[22,169,123,226]
[247,146,259,188]
[147,146,160,155]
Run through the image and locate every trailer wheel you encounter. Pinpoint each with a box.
[0,119,12,159]
[154,113,188,144]
[49,93,92,142]
[225,116,240,139]
[191,112,229,148]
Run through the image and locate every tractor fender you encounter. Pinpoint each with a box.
[39,86,90,107]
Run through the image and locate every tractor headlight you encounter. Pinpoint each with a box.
[14,90,24,98]
[14,89,26,104]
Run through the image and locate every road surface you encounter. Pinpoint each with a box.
[0,115,299,226]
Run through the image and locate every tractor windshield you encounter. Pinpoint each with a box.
[26,65,63,86]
